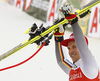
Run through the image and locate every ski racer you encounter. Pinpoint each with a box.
[54,4,100,81]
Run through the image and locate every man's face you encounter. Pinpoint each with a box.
[67,41,81,62]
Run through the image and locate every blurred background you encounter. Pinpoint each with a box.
[0,0,100,81]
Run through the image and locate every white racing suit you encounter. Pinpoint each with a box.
[55,23,100,81]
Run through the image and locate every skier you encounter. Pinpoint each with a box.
[54,4,100,81]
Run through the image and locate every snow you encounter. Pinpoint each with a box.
[0,1,100,81]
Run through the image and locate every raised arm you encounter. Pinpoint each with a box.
[55,41,73,75]
[53,20,73,75]
[72,22,98,78]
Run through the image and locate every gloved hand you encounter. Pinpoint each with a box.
[53,19,65,42]
[61,4,74,15]
[65,13,78,25]
[60,4,78,25]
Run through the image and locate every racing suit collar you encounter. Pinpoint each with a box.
[73,59,82,68]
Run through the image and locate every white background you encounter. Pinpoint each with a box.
[0,1,100,81]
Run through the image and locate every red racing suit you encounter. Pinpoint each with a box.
[69,67,100,81]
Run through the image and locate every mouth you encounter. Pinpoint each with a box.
[71,53,76,58]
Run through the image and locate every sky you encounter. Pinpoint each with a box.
[0,1,100,81]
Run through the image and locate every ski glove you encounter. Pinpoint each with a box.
[61,4,78,25]
[61,4,74,15]
[53,19,64,42]
[65,13,78,25]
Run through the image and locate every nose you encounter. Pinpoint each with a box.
[69,48,74,55]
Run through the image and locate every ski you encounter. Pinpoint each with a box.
[75,0,100,16]
[0,0,100,61]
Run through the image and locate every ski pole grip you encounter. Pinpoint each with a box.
[79,10,91,18]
